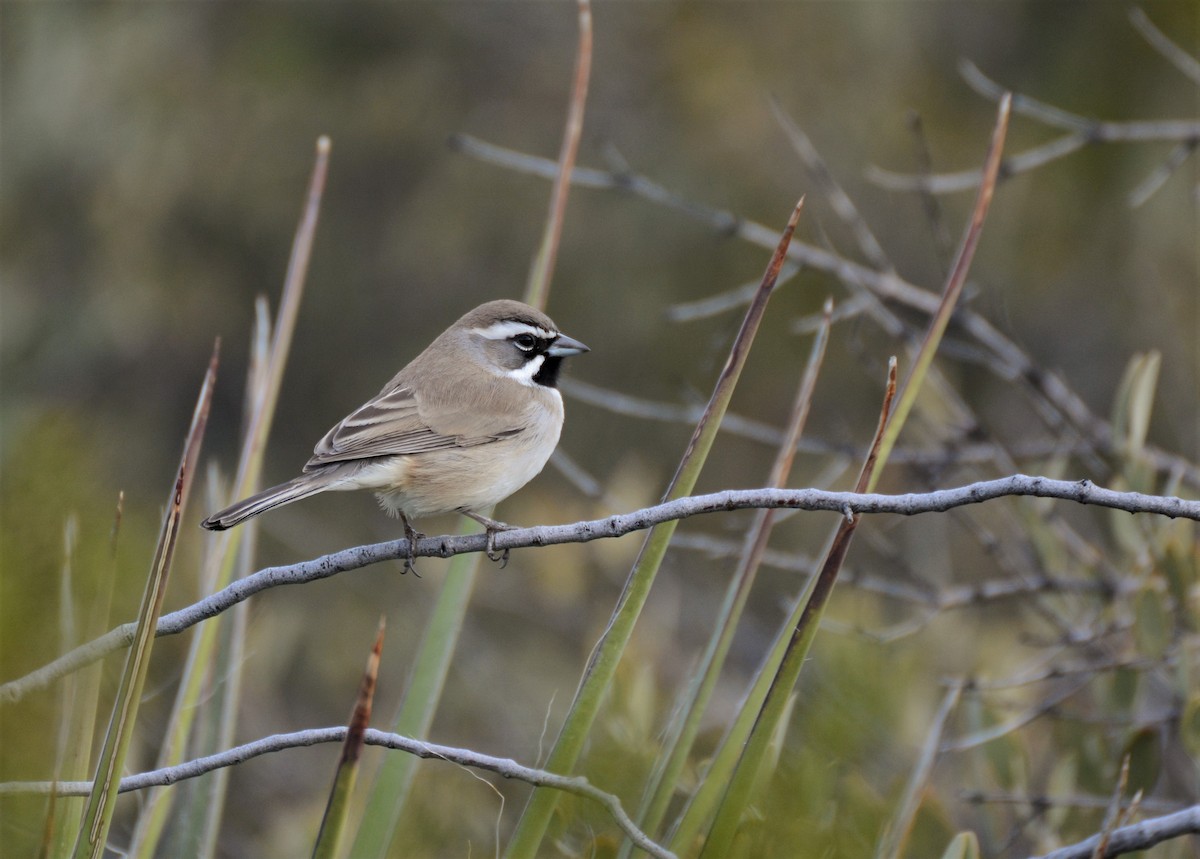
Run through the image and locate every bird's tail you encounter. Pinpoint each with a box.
[200,474,330,531]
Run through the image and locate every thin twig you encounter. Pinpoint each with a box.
[868,59,1200,194]
[867,131,1090,194]
[961,790,1180,814]
[770,98,892,271]
[962,654,1165,692]
[672,532,1116,608]
[958,60,1092,131]
[942,677,1090,752]
[904,109,955,272]
[3,476,1198,705]
[1128,7,1200,86]
[568,377,1128,467]
[0,728,675,859]
[1128,138,1199,207]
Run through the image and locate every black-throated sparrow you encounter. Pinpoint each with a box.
[201,300,588,563]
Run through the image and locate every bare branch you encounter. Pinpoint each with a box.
[959,60,1092,131]
[0,727,675,859]
[3,476,1197,705]
[1128,7,1200,86]
[867,132,1090,194]
[868,59,1199,195]
[1028,804,1200,859]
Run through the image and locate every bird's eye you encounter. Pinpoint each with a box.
[513,333,537,352]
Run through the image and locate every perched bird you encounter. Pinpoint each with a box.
[201,299,588,566]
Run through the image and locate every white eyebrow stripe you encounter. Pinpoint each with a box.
[472,320,557,341]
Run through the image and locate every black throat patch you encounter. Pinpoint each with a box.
[533,354,564,388]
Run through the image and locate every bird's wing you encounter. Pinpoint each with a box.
[303,383,521,470]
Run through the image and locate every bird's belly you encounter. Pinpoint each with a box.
[374,416,562,520]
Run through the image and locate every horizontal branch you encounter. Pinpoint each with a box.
[3,475,1197,704]
[1029,804,1200,859]
[0,727,674,859]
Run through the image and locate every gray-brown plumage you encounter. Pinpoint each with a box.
[200,300,588,541]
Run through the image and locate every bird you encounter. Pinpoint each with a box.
[200,299,589,567]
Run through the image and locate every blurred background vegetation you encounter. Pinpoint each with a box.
[1,3,1196,857]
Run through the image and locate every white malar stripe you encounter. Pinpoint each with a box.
[472,320,556,341]
[506,354,546,387]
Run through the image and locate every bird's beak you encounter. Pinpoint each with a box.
[548,334,589,357]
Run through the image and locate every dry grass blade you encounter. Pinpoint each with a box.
[70,341,218,859]
[312,619,385,859]
[129,135,330,859]
[526,0,591,311]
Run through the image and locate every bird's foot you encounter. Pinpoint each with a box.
[400,515,425,576]
[462,511,517,567]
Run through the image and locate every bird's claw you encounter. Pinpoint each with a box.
[485,529,511,567]
[463,510,516,568]
[401,516,425,576]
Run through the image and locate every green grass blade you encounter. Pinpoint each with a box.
[49,497,122,859]
[43,516,79,859]
[695,359,896,858]
[70,343,217,859]
[623,300,832,856]
[505,200,804,858]
[350,535,482,857]
[312,620,385,859]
